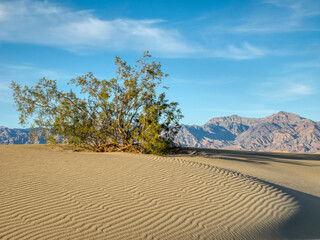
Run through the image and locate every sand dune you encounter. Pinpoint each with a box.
[0,145,300,239]
[170,148,320,239]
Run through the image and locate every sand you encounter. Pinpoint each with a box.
[0,145,318,239]
[170,148,320,239]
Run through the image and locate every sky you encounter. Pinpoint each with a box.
[0,0,319,128]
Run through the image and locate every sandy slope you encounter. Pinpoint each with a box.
[170,148,320,239]
[0,145,299,239]
[171,148,320,197]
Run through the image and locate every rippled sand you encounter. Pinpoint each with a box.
[0,145,303,239]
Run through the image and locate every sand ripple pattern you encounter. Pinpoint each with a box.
[0,146,298,239]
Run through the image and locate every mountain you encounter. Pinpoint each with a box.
[176,111,320,153]
[2,111,320,153]
[0,127,45,144]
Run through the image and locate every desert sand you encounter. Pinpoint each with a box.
[0,145,319,239]
[170,148,320,239]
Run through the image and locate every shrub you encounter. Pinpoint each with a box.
[11,52,183,155]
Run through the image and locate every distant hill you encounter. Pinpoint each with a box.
[0,127,45,144]
[2,111,320,153]
[175,111,320,153]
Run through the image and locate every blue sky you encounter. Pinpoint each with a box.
[0,0,319,128]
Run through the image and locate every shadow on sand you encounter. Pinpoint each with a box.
[173,147,320,166]
[268,183,320,240]
[170,147,320,239]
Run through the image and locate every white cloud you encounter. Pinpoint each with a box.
[0,63,74,86]
[287,83,313,95]
[290,60,320,69]
[0,7,7,21]
[0,0,195,56]
[0,63,78,105]
[211,42,267,60]
[230,0,320,34]
[0,80,12,104]
[0,90,12,103]
[199,108,277,118]
[0,0,270,60]
[264,0,320,18]
[0,81,10,91]
[258,79,315,101]
[52,18,194,55]
[172,78,236,85]
[0,63,35,71]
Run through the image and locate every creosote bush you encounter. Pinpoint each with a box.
[11,52,183,155]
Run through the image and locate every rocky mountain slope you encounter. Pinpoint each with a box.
[0,127,44,144]
[176,111,320,153]
[2,111,320,153]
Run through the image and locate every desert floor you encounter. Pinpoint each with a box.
[0,145,319,239]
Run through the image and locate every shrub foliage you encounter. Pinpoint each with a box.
[11,52,183,154]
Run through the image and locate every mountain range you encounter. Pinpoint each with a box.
[175,111,320,153]
[1,111,320,153]
[0,127,44,145]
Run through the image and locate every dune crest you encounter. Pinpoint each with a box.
[0,146,298,239]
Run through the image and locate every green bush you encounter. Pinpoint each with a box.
[11,52,183,155]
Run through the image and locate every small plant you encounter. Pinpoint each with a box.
[11,52,183,155]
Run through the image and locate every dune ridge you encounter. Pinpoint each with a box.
[0,145,298,239]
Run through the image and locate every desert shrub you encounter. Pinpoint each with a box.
[11,52,183,155]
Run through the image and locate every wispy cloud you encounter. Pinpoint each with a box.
[199,108,277,117]
[229,0,320,34]
[286,83,313,95]
[0,63,74,86]
[0,0,196,56]
[0,0,270,60]
[0,81,10,91]
[210,42,268,60]
[0,90,12,103]
[258,77,315,101]
[264,0,320,18]
[0,80,12,103]
[0,63,78,105]
[172,78,236,86]
[290,60,320,69]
